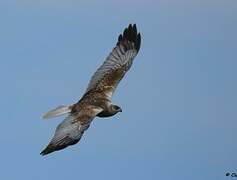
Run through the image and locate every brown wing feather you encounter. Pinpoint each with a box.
[40,105,103,155]
[85,24,141,99]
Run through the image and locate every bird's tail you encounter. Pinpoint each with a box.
[42,105,73,119]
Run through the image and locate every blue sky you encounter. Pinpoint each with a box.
[0,0,236,179]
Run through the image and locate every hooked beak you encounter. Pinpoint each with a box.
[119,108,122,112]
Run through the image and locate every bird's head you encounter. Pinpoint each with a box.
[111,104,122,114]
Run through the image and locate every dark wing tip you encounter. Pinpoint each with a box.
[136,33,141,51]
[117,23,141,52]
[40,137,80,156]
[40,144,54,156]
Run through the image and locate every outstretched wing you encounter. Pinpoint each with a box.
[85,24,141,99]
[40,106,103,155]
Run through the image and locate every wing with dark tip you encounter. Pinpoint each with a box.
[40,106,103,155]
[85,24,141,99]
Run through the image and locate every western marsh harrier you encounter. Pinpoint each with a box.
[41,24,141,155]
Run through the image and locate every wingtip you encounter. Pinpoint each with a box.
[40,147,49,156]
[40,144,54,156]
[137,32,141,51]
[40,149,48,156]
[117,23,141,52]
[40,151,46,156]
[133,24,137,34]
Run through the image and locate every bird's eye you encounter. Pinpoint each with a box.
[113,105,122,112]
[113,105,119,111]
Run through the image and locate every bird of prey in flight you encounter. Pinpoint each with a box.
[41,24,141,155]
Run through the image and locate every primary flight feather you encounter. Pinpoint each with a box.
[41,24,141,155]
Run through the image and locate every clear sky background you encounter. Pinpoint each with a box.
[0,0,236,179]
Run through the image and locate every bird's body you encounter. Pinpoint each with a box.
[72,91,117,118]
[41,24,141,155]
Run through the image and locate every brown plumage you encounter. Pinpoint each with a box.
[41,24,141,155]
